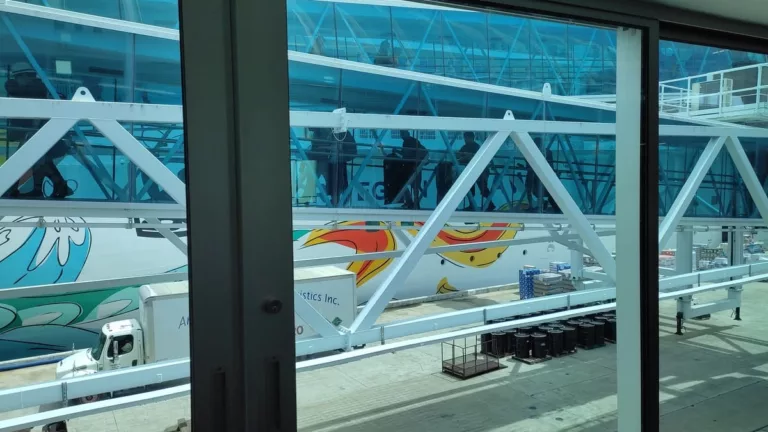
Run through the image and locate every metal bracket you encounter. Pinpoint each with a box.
[332,107,348,134]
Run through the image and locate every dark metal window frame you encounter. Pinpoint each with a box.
[179,0,295,430]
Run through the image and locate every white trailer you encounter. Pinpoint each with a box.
[294,266,357,340]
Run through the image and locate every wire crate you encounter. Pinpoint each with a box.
[441,336,503,379]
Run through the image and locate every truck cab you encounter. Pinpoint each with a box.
[55,319,145,380]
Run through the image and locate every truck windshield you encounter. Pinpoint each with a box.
[91,332,107,361]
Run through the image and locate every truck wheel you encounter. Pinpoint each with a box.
[79,394,100,404]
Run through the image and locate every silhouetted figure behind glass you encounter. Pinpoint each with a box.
[400,130,426,209]
[308,128,355,207]
[4,63,72,199]
[522,138,559,213]
[457,131,493,211]
[373,41,397,67]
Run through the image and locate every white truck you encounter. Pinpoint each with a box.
[55,281,190,395]
[43,267,355,430]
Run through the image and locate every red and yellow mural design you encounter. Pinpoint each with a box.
[407,222,521,268]
[302,221,397,286]
[301,220,521,292]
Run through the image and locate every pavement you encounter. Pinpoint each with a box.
[2,284,768,431]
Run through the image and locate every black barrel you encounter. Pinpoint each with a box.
[606,318,617,341]
[491,332,507,357]
[547,329,564,356]
[578,323,596,349]
[481,320,494,353]
[537,325,552,334]
[590,321,606,346]
[531,333,548,358]
[603,313,616,319]
[514,333,530,358]
[562,326,577,352]
[504,330,517,354]
[566,320,581,328]
[518,326,533,335]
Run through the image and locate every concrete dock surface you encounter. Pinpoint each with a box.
[1,283,768,431]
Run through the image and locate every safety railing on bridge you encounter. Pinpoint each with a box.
[659,62,768,123]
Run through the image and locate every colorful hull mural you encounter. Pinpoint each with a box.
[293,220,615,304]
[0,216,187,361]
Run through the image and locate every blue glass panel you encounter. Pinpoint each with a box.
[287,0,339,57]
[18,0,178,28]
[0,13,133,102]
[135,36,182,105]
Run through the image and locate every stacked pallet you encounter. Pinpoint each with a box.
[518,267,540,299]
[164,418,192,432]
[533,272,575,296]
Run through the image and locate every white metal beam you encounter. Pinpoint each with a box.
[0,94,766,137]
[291,110,768,138]
[0,200,186,219]
[0,0,180,40]
[0,272,187,300]
[0,97,183,123]
[291,110,617,135]
[0,358,189,414]
[507,115,617,281]
[146,217,188,256]
[658,136,727,250]
[726,137,768,227]
[349,111,516,332]
[0,384,189,432]
[293,291,343,338]
[90,118,187,206]
[0,118,77,197]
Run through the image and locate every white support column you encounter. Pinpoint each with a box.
[726,137,768,225]
[349,111,516,333]
[147,217,188,256]
[571,239,584,290]
[509,118,617,281]
[0,118,77,196]
[615,26,642,432]
[676,230,694,274]
[659,136,727,251]
[293,291,342,338]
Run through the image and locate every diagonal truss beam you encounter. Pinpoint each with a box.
[349,111,516,332]
[658,136,727,251]
[726,137,768,226]
[293,290,343,338]
[508,113,617,281]
[0,88,187,206]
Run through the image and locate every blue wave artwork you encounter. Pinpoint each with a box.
[0,217,91,288]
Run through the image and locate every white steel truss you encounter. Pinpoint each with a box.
[0,88,187,205]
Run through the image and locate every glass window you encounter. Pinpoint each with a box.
[290,2,644,430]
[658,41,768,429]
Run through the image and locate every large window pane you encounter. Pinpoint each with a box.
[658,41,768,430]
[290,2,644,431]
[0,4,190,432]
